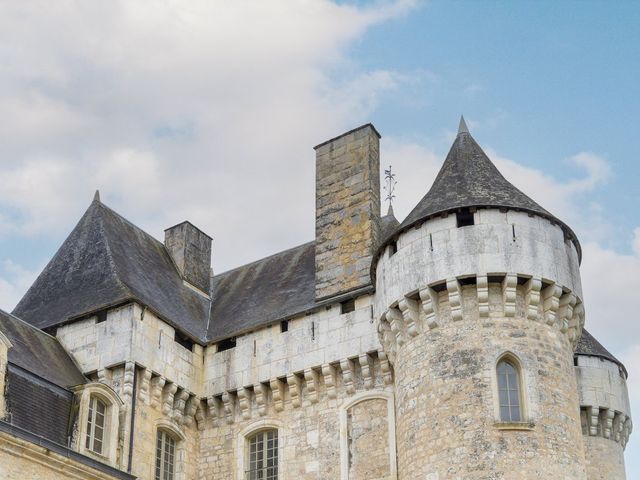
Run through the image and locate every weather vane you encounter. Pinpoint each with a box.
[384,165,397,208]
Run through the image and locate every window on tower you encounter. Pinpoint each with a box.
[456,208,474,227]
[497,357,523,422]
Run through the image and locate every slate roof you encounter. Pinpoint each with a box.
[13,198,210,341]
[0,309,85,388]
[208,242,316,341]
[380,206,400,241]
[382,120,581,261]
[575,329,627,376]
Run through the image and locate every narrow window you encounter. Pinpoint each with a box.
[388,240,398,257]
[96,310,107,323]
[456,208,474,227]
[247,429,278,480]
[280,320,289,333]
[341,299,355,314]
[216,337,236,352]
[85,396,107,455]
[155,430,177,480]
[497,359,523,422]
[174,330,194,351]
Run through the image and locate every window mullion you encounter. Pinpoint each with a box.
[89,398,96,451]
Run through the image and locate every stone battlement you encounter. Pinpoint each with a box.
[377,272,584,363]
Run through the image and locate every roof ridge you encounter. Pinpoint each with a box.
[213,240,315,278]
[97,201,166,249]
[95,203,135,300]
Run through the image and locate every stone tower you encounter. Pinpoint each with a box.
[575,330,632,479]
[374,118,588,479]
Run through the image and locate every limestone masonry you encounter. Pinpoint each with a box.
[0,118,632,479]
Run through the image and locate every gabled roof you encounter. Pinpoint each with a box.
[0,309,86,388]
[208,242,316,341]
[575,329,627,377]
[385,118,581,261]
[13,198,210,341]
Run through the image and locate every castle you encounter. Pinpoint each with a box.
[0,119,632,479]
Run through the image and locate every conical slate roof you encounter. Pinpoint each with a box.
[380,205,400,241]
[393,118,581,259]
[13,197,210,341]
[575,329,627,377]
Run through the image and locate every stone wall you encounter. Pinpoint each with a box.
[314,124,381,300]
[0,332,10,419]
[0,430,128,480]
[346,397,391,480]
[583,436,626,480]
[204,294,380,397]
[57,303,203,396]
[374,209,583,319]
[380,282,587,479]
[198,363,394,480]
[575,356,631,479]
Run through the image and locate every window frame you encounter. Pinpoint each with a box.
[245,429,279,480]
[339,390,397,480]
[85,395,107,454]
[74,382,122,466]
[154,419,186,480]
[237,420,285,480]
[492,352,532,429]
[155,429,178,480]
[496,358,522,422]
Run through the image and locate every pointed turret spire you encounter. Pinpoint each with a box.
[93,189,101,203]
[386,204,395,217]
[458,115,469,135]
[389,117,581,261]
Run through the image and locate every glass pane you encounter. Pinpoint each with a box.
[500,405,510,421]
[511,406,521,422]
[93,438,103,455]
[247,430,277,480]
[498,388,509,405]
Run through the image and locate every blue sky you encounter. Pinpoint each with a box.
[0,0,637,474]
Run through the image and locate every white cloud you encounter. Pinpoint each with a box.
[489,150,612,242]
[0,0,417,271]
[0,260,39,311]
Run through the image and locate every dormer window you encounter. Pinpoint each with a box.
[74,382,122,465]
[85,396,107,454]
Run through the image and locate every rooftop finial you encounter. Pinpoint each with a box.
[458,115,469,135]
[93,189,101,202]
[384,165,398,211]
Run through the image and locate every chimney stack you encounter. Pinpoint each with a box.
[314,124,381,300]
[164,221,212,294]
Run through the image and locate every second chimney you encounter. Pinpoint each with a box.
[164,221,212,294]
[314,124,381,300]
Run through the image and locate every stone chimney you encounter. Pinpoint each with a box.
[164,221,212,294]
[314,124,381,300]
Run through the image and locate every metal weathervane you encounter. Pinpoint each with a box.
[384,165,397,208]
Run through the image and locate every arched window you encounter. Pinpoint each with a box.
[155,429,178,480]
[246,429,278,480]
[497,358,522,422]
[74,382,122,465]
[85,395,107,454]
